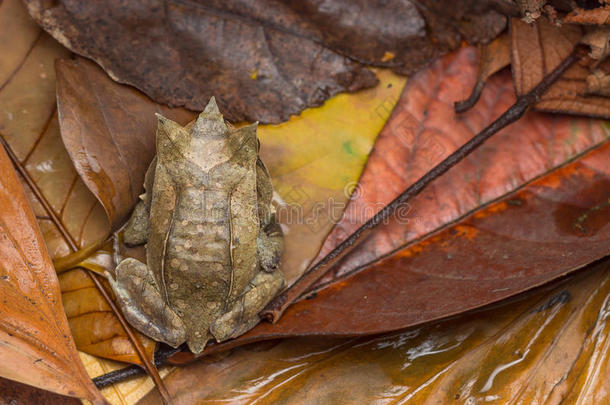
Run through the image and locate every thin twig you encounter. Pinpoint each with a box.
[261,49,580,323]
[93,346,182,389]
[0,136,173,404]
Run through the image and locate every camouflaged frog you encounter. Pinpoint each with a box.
[107,97,285,354]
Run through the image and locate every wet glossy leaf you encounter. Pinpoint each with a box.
[140,258,610,404]
[0,142,105,403]
[0,0,154,366]
[510,16,610,118]
[55,57,406,286]
[24,0,504,123]
[166,46,609,362]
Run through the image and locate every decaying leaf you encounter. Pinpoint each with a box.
[24,0,505,123]
[564,4,610,25]
[0,0,155,366]
[581,26,610,60]
[0,377,81,405]
[141,258,610,404]
[511,16,610,118]
[587,68,610,96]
[55,56,406,287]
[0,143,106,403]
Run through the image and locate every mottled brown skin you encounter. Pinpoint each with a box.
[107,98,284,353]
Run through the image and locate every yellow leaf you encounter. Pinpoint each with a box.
[258,69,405,283]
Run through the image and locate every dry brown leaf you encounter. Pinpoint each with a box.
[587,69,610,96]
[0,0,154,365]
[511,16,610,118]
[139,258,610,404]
[564,5,610,25]
[0,143,106,403]
[22,0,505,123]
[455,32,510,112]
[581,26,610,60]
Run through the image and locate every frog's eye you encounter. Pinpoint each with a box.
[155,114,190,157]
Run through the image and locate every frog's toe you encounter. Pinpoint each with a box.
[186,331,213,354]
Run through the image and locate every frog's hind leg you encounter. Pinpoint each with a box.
[108,258,186,347]
[210,270,285,342]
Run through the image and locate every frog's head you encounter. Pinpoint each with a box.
[155,97,258,172]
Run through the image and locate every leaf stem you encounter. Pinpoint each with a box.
[261,49,580,323]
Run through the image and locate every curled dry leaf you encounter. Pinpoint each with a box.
[587,69,610,96]
[0,143,105,403]
[581,26,610,60]
[140,258,610,404]
[24,0,504,123]
[55,55,405,287]
[56,57,194,229]
[167,45,609,363]
[511,16,610,118]
[0,0,155,366]
[454,32,510,112]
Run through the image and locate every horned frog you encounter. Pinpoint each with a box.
[107,97,285,354]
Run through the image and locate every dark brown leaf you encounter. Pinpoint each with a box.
[24,0,505,123]
[0,377,80,405]
[56,57,194,229]
[511,16,610,118]
[0,143,106,404]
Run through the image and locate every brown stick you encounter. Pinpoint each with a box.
[0,137,173,405]
[261,49,580,323]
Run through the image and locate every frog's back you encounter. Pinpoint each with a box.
[145,102,260,345]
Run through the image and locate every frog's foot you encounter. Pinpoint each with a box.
[257,220,283,272]
[210,270,285,342]
[107,258,186,347]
